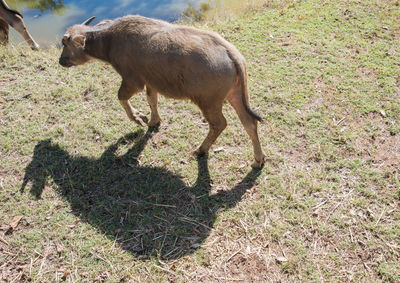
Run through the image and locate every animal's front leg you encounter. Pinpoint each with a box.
[118,81,148,127]
[0,19,9,45]
[146,86,161,127]
[10,15,39,50]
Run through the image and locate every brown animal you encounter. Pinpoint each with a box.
[59,16,266,168]
[0,0,39,49]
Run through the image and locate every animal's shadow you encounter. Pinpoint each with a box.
[21,129,261,260]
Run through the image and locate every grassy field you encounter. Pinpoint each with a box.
[1,0,399,281]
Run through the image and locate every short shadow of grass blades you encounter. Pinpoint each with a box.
[21,129,261,260]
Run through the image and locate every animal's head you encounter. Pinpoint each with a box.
[59,16,95,68]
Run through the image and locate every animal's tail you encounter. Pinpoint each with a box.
[226,47,262,122]
[0,0,23,18]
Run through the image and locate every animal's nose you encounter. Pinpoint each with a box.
[59,57,70,67]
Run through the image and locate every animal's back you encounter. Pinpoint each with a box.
[107,16,238,99]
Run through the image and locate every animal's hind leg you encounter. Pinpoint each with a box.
[118,81,148,127]
[195,103,227,156]
[227,88,266,168]
[146,86,161,127]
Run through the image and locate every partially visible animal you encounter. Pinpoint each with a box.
[59,16,266,168]
[0,0,39,49]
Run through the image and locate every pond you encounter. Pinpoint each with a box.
[6,0,249,47]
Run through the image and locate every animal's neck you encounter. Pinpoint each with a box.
[84,31,111,63]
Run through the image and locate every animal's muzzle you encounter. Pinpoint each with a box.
[59,57,72,67]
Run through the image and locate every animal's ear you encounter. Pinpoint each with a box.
[62,33,70,45]
[73,35,86,47]
[63,34,71,41]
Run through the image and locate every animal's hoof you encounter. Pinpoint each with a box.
[148,119,161,128]
[138,114,149,124]
[131,113,148,127]
[132,117,147,127]
[193,148,207,157]
[251,155,267,169]
[31,44,40,50]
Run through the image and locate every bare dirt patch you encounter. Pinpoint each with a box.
[354,113,400,172]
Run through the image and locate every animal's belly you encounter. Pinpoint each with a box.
[143,63,236,100]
